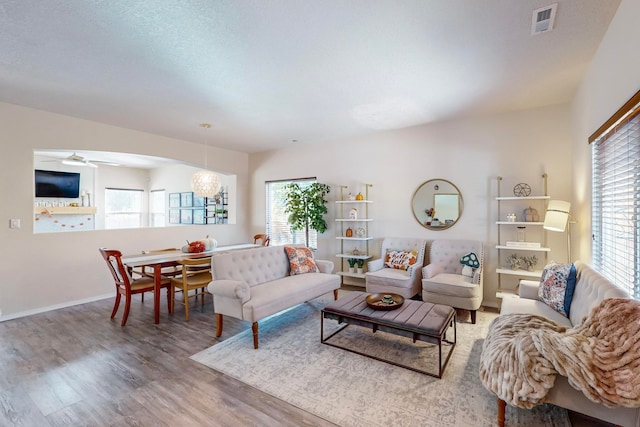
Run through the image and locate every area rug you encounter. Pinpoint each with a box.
[191,295,570,427]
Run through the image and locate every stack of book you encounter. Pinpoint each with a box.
[505,241,541,248]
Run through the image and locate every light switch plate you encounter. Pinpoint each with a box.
[9,219,20,229]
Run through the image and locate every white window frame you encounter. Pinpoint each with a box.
[105,188,144,229]
[266,178,318,249]
[149,189,166,227]
[590,90,640,299]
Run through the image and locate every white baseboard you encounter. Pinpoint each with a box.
[0,293,113,322]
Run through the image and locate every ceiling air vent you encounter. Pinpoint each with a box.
[531,3,557,35]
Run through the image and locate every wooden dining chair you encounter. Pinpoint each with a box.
[99,248,172,326]
[131,248,183,302]
[170,257,212,321]
[253,234,270,246]
[133,247,182,278]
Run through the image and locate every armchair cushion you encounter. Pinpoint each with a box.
[384,250,418,270]
[422,273,482,299]
[365,268,412,290]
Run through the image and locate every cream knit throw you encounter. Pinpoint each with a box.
[480,298,640,409]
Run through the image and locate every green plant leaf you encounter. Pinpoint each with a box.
[284,182,331,247]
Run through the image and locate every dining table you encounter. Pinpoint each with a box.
[121,243,259,324]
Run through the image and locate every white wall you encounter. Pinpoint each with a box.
[0,102,249,319]
[571,0,640,262]
[250,104,573,307]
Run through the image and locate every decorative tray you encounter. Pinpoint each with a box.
[365,293,405,311]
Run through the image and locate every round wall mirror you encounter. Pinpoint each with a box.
[411,179,463,230]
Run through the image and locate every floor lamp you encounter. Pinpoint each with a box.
[543,200,575,263]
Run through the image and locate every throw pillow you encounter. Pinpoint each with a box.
[284,246,319,275]
[460,252,480,278]
[538,262,577,317]
[384,250,418,270]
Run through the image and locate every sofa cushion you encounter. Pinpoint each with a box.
[242,273,339,322]
[500,297,572,327]
[538,262,577,317]
[384,250,417,270]
[284,246,319,275]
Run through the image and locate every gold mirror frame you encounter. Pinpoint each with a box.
[411,179,464,230]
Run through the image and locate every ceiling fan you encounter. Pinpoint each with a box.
[43,152,119,168]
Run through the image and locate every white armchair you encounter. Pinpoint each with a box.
[422,239,484,323]
[365,237,427,298]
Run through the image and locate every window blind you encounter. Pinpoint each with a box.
[591,91,640,299]
[266,178,318,248]
[105,188,144,229]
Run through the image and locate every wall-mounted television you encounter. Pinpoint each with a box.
[35,169,81,198]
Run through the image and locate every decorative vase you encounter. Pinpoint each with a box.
[348,267,355,273]
[345,227,353,237]
[357,267,363,274]
[349,208,358,220]
[523,206,540,222]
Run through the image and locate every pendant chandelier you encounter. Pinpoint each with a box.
[191,123,221,198]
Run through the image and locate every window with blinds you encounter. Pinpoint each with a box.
[266,178,318,248]
[590,90,640,299]
[105,188,144,229]
[149,189,165,227]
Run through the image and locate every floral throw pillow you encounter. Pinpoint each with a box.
[384,250,418,271]
[538,262,577,317]
[284,246,319,275]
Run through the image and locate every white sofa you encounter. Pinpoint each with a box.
[497,260,638,427]
[365,237,427,298]
[207,245,340,349]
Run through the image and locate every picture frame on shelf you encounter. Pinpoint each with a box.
[180,209,193,224]
[169,193,180,208]
[169,209,180,224]
[180,192,193,207]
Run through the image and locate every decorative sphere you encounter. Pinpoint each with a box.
[191,170,221,197]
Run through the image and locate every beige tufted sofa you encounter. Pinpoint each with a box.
[207,245,340,348]
[496,261,638,427]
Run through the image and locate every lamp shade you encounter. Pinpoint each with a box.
[543,200,571,232]
[191,170,221,198]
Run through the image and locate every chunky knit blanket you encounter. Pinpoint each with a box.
[479,298,640,409]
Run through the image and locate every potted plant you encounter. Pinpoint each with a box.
[347,258,356,273]
[356,259,365,274]
[284,182,331,248]
[523,255,538,271]
[506,253,522,270]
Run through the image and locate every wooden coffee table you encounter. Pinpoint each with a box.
[321,291,456,378]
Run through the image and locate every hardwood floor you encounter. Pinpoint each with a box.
[0,292,614,427]
[0,293,335,427]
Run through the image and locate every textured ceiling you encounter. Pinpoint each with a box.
[0,0,621,153]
